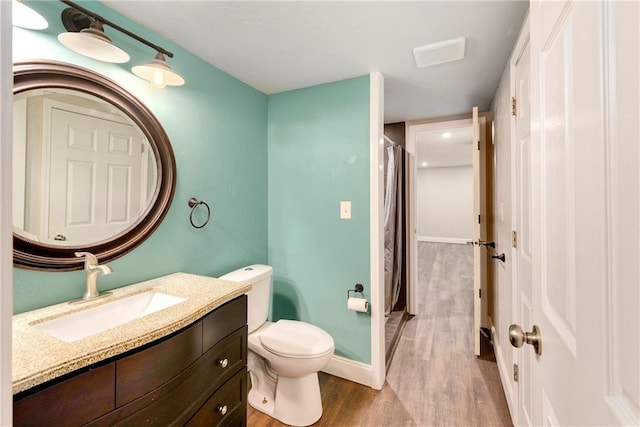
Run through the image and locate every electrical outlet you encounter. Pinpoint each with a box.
[340,201,351,219]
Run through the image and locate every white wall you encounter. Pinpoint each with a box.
[416,165,473,243]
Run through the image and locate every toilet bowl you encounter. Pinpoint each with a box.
[219,265,335,426]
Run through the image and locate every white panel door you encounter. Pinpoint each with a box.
[512,34,534,427]
[471,107,487,356]
[48,108,143,243]
[525,1,639,425]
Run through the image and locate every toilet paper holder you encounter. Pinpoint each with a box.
[347,283,364,299]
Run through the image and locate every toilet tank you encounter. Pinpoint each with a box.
[219,264,272,333]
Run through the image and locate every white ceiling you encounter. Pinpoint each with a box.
[415,125,473,168]
[101,1,528,123]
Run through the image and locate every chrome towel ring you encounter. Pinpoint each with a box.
[188,197,211,229]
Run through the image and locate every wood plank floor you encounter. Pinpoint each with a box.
[248,242,512,426]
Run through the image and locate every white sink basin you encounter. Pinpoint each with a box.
[33,291,186,343]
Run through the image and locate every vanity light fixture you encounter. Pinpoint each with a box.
[58,18,130,63]
[57,0,185,86]
[13,0,49,30]
[132,52,185,88]
[442,132,452,139]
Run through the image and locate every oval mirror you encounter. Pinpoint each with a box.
[13,61,176,271]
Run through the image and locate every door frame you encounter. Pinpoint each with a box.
[369,71,385,390]
[1,0,13,421]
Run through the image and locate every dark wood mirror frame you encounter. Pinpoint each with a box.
[13,61,176,271]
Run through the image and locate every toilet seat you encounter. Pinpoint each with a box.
[259,320,334,358]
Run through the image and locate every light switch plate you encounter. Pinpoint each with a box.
[340,201,351,219]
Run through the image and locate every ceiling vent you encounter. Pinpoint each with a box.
[413,37,466,68]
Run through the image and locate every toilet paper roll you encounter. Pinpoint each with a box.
[348,297,369,313]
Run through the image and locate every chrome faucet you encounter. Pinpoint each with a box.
[74,252,113,301]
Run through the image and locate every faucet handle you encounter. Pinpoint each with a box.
[75,252,99,268]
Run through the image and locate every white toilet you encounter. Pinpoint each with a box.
[220,264,335,426]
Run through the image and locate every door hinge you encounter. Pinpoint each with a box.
[478,289,482,298]
[511,97,517,116]
[513,363,519,382]
[477,140,480,151]
[478,215,481,224]
[512,230,518,248]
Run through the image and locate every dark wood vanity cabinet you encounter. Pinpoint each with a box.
[14,296,248,427]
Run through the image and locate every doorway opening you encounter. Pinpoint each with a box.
[401,113,493,361]
[383,113,494,370]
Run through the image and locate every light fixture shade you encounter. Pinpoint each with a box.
[13,0,48,30]
[58,20,130,64]
[132,53,185,88]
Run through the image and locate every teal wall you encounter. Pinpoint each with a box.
[267,77,372,364]
[12,2,373,366]
[12,1,268,313]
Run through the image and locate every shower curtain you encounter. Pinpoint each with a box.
[384,138,404,315]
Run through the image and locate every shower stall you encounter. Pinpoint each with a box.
[382,126,408,367]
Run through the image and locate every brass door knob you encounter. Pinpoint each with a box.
[509,324,542,355]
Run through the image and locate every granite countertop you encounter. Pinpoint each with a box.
[12,272,251,394]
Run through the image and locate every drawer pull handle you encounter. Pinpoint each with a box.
[216,404,228,415]
[218,358,229,368]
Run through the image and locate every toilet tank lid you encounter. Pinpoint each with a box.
[260,319,334,357]
[219,264,272,284]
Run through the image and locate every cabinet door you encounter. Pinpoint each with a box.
[13,363,115,427]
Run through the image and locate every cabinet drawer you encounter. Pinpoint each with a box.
[203,295,247,352]
[14,363,115,427]
[116,321,202,407]
[204,325,247,392]
[186,369,248,427]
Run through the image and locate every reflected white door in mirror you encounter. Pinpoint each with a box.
[13,89,157,246]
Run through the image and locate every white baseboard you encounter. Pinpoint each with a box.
[492,325,516,425]
[321,354,376,389]
[417,236,471,245]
